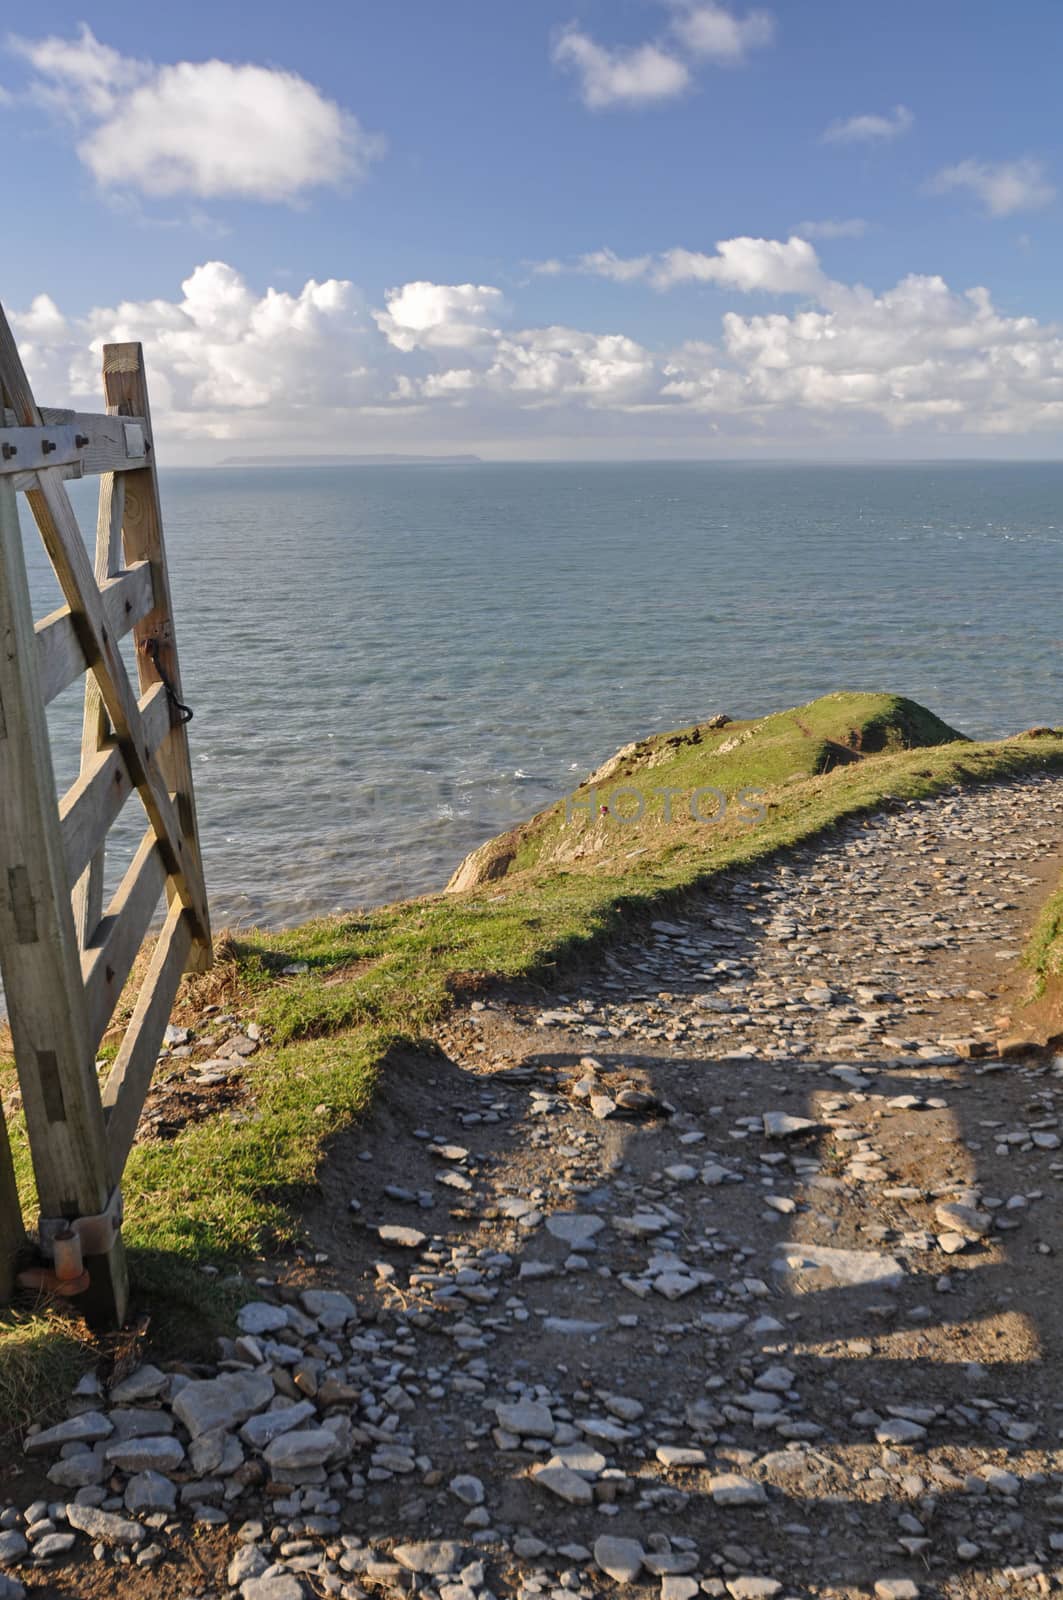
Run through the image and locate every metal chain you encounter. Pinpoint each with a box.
[143,637,194,724]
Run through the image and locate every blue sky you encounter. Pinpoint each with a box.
[2,1,1062,460]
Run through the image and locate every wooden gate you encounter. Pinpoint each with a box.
[0,305,211,1326]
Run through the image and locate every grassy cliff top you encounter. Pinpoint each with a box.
[445,692,968,891]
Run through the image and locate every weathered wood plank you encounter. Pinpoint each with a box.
[0,424,83,476]
[73,473,127,948]
[81,830,167,1053]
[103,904,192,1175]
[27,469,210,945]
[9,465,81,493]
[36,561,153,705]
[60,681,170,889]
[0,468,125,1320]
[102,343,212,971]
[3,412,152,476]
[0,313,39,422]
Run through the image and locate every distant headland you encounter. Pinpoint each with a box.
[217,453,483,466]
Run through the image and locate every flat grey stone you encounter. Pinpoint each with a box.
[228,1544,270,1586]
[299,1289,358,1329]
[237,1302,290,1335]
[662,1580,701,1600]
[0,1532,27,1566]
[763,1111,819,1138]
[935,1202,992,1238]
[656,1445,707,1467]
[240,1401,316,1449]
[124,1472,177,1514]
[377,1225,427,1248]
[531,1464,593,1504]
[0,1579,24,1600]
[612,1213,668,1237]
[875,1418,927,1445]
[172,1370,275,1438]
[594,1536,645,1584]
[110,1406,176,1439]
[241,1578,306,1600]
[64,1504,146,1545]
[449,1474,484,1505]
[545,1214,604,1248]
[980,1465,1020,1494]
[699,1312,748,1333]
[727,1582,782,1600]
[46,1447,108,1489]
[105,1435,185,1473]
[27,1532,74,1560]
[548,1446,607,1476]
[25,1413,112,1454]
[755,1365,795,1392]
[773,1243,904,1289]
[263,1429,338,1473]
[494,1400,554,1437]
[542,1317,605,1335]
[708,1473,766,1506]
[109,1366,168,1404]
[190,1427,245,1476]
[392,1542,466,1575]
[652,1272,700,1300]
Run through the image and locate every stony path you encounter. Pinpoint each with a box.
[6,775,1063,1600]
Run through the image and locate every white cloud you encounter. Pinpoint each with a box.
[551,26,690,109]
[9,261,373,431]
[664,272,1063,434]
[668,2,775,62]
[544,235,827,295]
[373,282,508,352]
[653,235,826,293]
[929,157,1055,218]
[821,104,913,145]
[486,327,656,405]
[7,25,382,201]
[794,217,868,239]
[551,3,773,109]
[10,252,1063,456]
[9,24,141,118]
[577,248,655,282]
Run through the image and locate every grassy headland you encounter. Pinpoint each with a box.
[1,691,1061,1429]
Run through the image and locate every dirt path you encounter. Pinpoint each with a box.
[8,774,1063,1600]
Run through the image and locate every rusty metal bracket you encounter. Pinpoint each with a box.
[38,1186,124,1258]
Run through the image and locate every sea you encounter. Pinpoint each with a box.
[22,461,1063,929]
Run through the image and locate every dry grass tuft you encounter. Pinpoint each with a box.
[0,1303,96,1443]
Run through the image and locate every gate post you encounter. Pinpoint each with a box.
[102,344,212,973]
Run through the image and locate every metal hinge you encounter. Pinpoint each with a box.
[39,1186,124,1258]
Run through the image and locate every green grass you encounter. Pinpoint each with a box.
[1,691,1061,1431]
[1026,877,1063,1002]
